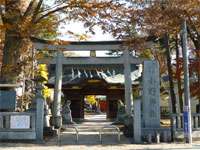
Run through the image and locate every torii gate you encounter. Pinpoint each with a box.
[33,40,161,140]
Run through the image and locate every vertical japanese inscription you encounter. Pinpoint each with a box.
[143,61,160,128]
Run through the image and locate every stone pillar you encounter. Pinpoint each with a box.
[133,99,141,143]
[142,61,160,128]
[123,50,133,116]
[52,51,63,128]
[35,84,44,142]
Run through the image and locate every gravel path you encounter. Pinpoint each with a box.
[0,143,199,150]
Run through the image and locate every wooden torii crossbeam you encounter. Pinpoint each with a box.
[39,56,147,65]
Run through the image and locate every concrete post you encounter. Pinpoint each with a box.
[0,116,3,128]
[133,99,141,143]
[123,50,133,115]
[147,134,152,143]
[52,51,63,128]
[163,131,168,142]
[36,95,44,142]
[156,132,160,143]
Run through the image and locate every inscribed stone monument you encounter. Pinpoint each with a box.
[142,61,160,128]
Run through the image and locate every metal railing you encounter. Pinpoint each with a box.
[99,125,121,143]
[58,125,79,146]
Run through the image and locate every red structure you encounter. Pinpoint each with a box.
[99,100,107,112]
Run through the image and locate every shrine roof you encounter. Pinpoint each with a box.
[47,65,142,87]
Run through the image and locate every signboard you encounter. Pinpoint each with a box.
[10,115,30,129]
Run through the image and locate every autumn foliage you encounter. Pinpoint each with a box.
[0,0,122,83]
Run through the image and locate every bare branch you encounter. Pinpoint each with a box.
[34,4,70,24]
[0,10,5,23]
[38,1,66,14]
[22,0,36,19]
[0,5,3,17]
[31,0,43,23]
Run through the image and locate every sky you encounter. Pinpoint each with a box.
[45,0,115,56]
[58,21,115,56]
[58,21,114,41]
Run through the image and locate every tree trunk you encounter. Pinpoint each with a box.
[164,34,177,114]
[164,34,177,142]
[175,36,183,112]
[1,31,23,83]
[0,0,24,83]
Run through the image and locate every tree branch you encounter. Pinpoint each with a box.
[22,0,36,19]
[188,19,200,38]
[38,1,66,14]
[31,0,43,23]
[34,4,70,24]
[0,5,3,19]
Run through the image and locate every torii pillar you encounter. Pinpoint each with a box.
[52,51,63,128]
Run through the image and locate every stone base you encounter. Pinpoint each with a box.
[123,125,133,137]
[122,115,133,137]
[141,128,171,143]
[43,127,57,137]
[51,116,62,129]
